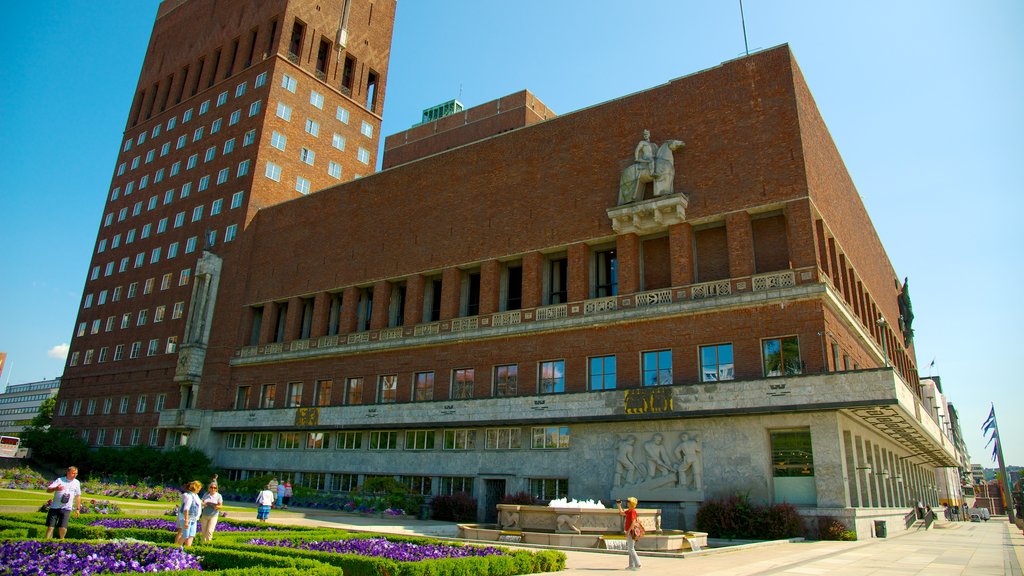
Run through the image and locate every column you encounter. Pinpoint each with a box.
[370,281,391,330]
[668,222,694,287]
[440,267,462,320]
[567,243,589,302]
[725,211,754,279]
[310,291,330,338]
[283,297,303,341]
[785,200,817,270]
[616,233,641,295]
[340,287,359,333]
[479,260,500,315]
[521,251,544,309]
[258,301,278,345]
[404,275,425,327]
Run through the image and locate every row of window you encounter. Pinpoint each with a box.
[224,426,569,452]
[78,426,162,448]
[86,268,191,308]
[234,338,797,409]
[268,130,348,181]
[0,393,53,405]
[58,394,166,417]
[68,335,179,366]
[78,299,185,336]
[122,73,267,158]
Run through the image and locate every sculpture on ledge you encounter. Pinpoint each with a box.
[618,129,684,205]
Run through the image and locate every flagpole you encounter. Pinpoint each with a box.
[984,405,1017,523]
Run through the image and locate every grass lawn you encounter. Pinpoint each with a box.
[0,488,251,514]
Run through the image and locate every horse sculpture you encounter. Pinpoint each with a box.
[617,139,684,205]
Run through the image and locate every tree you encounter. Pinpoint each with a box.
[29,396,56,428]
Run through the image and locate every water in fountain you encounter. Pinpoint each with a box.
[498,533,523,543]
[604,539,628,550]
[684,535,702,551]
[546,497,606,509]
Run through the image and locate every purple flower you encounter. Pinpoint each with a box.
[247,537,507,562]
[0,540,202,575]
[91,517,278,532]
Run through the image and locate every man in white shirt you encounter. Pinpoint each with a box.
[45,466,82,539]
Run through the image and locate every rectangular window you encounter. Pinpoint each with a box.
[243,129,256,146]
[404,430,434,451]
[255,71,267,87]
[216,91,228,106]
[281,73,297,92]
[485,428,521,450]
[401,476,432,496]
[204,146,216,162]
[594,248,618,297]
[538,360,565,394]
[360,121,373,138]
[328,161,341,179]
[211,118,222,134]
[314,379,333,406]
[336,431,362,450]
[248,100,261,117]
[300,147,315,165]
[225,224,238,242]
[270,131,286,150]
[377,375,397,403]
[642,349,672,386]
[251,432,273,449]
[179,268,191,285]
[180,182,192,198]
[231,191,244,208]
[413,372,433,401]
[276,102,292,121]
[119,396,129,414]
[310,90,324,109]
[265,162,282,182]
[234,386,251,409]
[443,429,475,451]
[295,176,310,194]
[286,381,303,407]
[307,432,330,449]
[136,395,147,413]
[260,384,276,408]
[700,343,735,381]
[304,118,319,136]
[217,168,229,184]
[763,336,801,377]
[332,133,345,150]
[530,478,569,501]
[531,426,570,449]
[192,205,203,221]
[211,199,223,215]
[102,398,112,414]
[186,154,197,169]
[278,432,300,449]
[229,110,241,126]
[345,377,363,405]
[336,106,349,123]
[155,393,166,412]
[235,81,247,97]
[494,364,517,397]
[193,126,204,142]
[72,399,82,415]
[589,355,617,390]
[369,431,397,450]
[439,477,474,496]
[770,428,816,505]
[237,159,250,177]
[147,338,159,356]
[357,147,370,164]
[176,135,187,149]
[199,99,210,114]
[86,399,97,415]
[451,368,474,399]
[226,433,248,449]
[172,301,184,319]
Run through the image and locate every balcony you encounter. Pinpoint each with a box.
[157,408,204,430]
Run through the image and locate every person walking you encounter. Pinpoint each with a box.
[283,481,293,509]
[276,480,286,508]
[174,481,203,548]
[256,484,275,522]
[617,496,643,570]
[198,481,223,542]
[44,466,82,539]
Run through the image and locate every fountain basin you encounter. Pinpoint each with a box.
[458,524,707,552]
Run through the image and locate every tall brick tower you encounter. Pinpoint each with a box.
[54,0,396,447]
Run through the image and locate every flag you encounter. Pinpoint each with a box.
[982,406,996,433]
[0,352,6,380]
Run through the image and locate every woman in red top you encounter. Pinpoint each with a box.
[617,497,642,570]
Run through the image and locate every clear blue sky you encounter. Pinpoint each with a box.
[0,1,1021,466]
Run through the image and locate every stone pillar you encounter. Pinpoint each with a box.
[310,291,330,338]
[567,243,589,302]
[284,297,303,341]
[258,301,278,344]
[340,286,359,333]
[521,251,544,309]
[616,233,641,295]
[726,211,754,279]
[479,260,501,315]
[440,267,462,320]
[370,281,391,330]
[404,275,425,326]
[668,222,694,287]
[785,200,816,271]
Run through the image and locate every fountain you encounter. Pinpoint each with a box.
[458,500,707,552]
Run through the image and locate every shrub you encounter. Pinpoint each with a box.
[696,493,806,540]
[430,492,478,522]
[499,491,539,505]
[816,516,857,541]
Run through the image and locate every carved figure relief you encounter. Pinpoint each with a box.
[673,432,703,490]
[611,431,704,501]
[556,514,582,534]
[499,509,520,530]
[618,129,684,205]
[614,435,641,486]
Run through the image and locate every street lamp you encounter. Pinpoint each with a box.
[876,317,890,367]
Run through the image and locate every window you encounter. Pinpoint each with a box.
[193,126,204,142]
[369,431,397,450]
[216,91,228,106]
[770,428,816,505]
[231,191,244,208]
[255,71,267,87]
[147,338,159,356]
[251,432,273,449]
[186,154,197,169]
[148,429,159,446]
[594,248,618,297]
[154,305,166,322]
[331,133,345,150]
[486,427,521,450]
[260,384,276,408]
[157,217,168,233]
[310,90,324,109]
[360,121,373,138]
[494,364,517,397]
[265,162,282,182]
[234,386,251,409]
[451,368,474,399]
[278,432,300,449]
[97,347,108,362]
[357,147,370,164]
[86,399,97,415]
[270,131,286,150]
[145,149,155,164]
[700,343,735,381]
[119,396,129,414]
[405,430,434,451]
[237,159,250,177]
[176,134,187,149]
[530,478,569,501]
[276,102,292,121]
[539,360,565,394]
[179,268,191,285]
[211,118,222,134]
[229,110,241,126]
[300,147,314,165]
[174,212,185,228]
[336,431,362,450]
[225,224,238,242]
[295,176,310,194]
[401,476,432,495]
[211,199,223,215]
[155,393,166,412]
[192,205,203,222]
[216,167,229,185]
[281,73,297,92]
[377,375,397,403]
[413,372,433,401]
[286,381,303,407]
[304,118,319,136]
[345,377,363,405]
[328,161,341,179]
[243,129,256,146]
[763,336,801,376]
[248,100,261,117]
[113,345,123,360]
[121,313,131,329]
[532,426,570,449]
[136,395,147,413]
[336,106,349,123]
[642,350,672,386]
[199,99,210,114]
[96,429,107,446]
[307,432,330,449]
[112,429,123,446]
[172,301,184,319]
[149,247,161,263]
[102,398,112,414]
[314,379,332,406]
[443,429,475,451]
[180,182,192,198]
[226,433,247,449]
[235,81,247,97]
[589,355,617,390]
[204,146,216,162]
[72,399,82,415]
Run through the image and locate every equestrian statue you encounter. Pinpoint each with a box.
[617,129,684,205]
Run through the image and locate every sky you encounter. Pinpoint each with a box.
[0,1,1021,466]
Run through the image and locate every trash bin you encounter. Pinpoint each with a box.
[419,503,431,520]
[874,520,887,538]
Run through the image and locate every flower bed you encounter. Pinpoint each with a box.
[1,466,180,502]
[38,498,123,515]
[248,536,506,562]
[91,517,279,532]
[0,540,201,575]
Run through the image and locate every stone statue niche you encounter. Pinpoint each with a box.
[617,129,684,205]
[610,431,704,503]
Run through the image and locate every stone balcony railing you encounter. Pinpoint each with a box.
[234,267,815,363]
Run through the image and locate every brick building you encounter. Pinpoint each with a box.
[55,0,962,536]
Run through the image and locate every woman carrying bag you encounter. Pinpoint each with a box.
[616,497,644,570]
